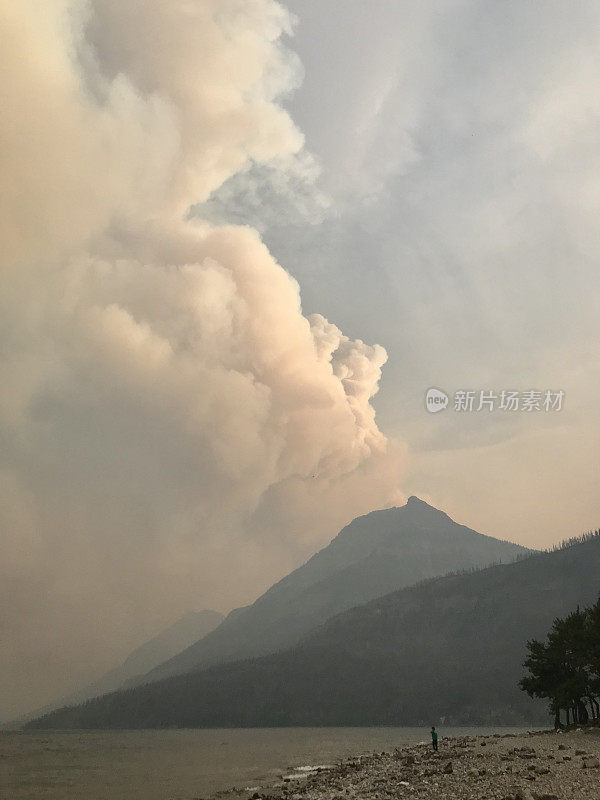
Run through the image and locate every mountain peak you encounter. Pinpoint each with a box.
[406,495,428,506]
[405,495,439,513]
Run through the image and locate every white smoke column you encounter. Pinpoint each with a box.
[0,0,401,719]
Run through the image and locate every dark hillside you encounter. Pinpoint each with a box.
[141,497,530,684]
[29,532,600,729]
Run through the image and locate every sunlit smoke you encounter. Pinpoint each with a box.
[0,0,401,719]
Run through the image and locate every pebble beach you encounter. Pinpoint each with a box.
[236,728,600,800]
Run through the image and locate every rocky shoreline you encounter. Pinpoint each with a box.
[225,728,600,800]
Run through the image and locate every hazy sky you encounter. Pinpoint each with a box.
[1,0,599,719]
[260,0,600,542]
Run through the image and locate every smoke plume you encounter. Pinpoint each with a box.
[0,0,400,718]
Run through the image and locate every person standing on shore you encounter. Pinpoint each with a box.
[431,726,438,751]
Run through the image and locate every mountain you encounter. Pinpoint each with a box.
[13,610,222,724]
[29,532,600,729]
[139,497,530,684]
[98,610,224,684]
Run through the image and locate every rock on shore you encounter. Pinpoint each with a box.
[241,729,600,800]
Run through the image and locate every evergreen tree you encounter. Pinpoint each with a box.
[520,597,600,726]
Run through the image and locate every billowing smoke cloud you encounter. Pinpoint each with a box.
[0,0,400,718]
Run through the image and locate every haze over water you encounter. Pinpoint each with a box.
[2,727,529,800]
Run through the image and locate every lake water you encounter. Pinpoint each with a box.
[1,727,529,800]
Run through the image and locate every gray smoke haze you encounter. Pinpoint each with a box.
[260,0,600,547]
[0,0,402,719]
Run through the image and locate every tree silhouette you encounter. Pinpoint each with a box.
[520,597,600,727]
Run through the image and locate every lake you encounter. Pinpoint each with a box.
[1,727,529,800]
